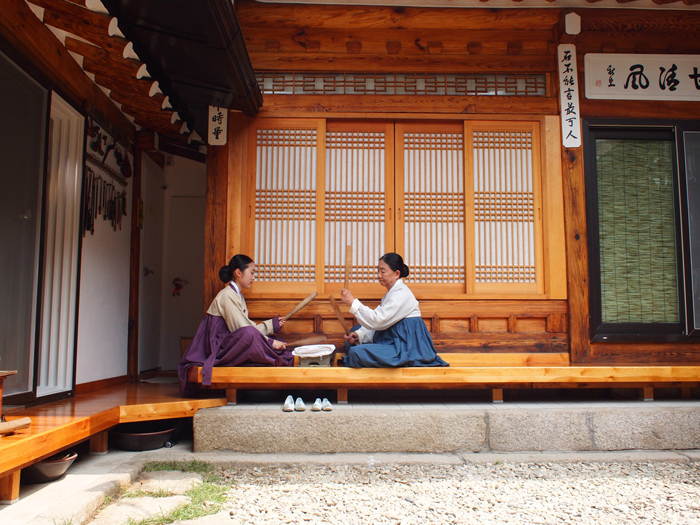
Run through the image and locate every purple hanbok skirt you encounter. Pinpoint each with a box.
[178,314,293,397]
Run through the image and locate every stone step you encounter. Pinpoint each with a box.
[193,400,700,454]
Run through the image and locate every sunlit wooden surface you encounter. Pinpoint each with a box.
[0,382,225,478]
[191,364,700,390]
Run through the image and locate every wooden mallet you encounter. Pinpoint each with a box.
[329,295,350,335]
[281,292,318,322]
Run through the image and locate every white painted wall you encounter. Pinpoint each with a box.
[138,154,166,373]
[75,133,132,385]
[75,151,205,383]
[159,155,207,371]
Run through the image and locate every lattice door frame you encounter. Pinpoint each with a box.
[243,117,563,300]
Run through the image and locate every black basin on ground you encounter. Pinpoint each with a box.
[22,450,78,484]
[109,419,179,451]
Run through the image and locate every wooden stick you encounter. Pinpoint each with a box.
[329,295,350,335]
[343,245,352,289]
[0,417,31,437]
[286,334,328,348]
[281,292,318,321]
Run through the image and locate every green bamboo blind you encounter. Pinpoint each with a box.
[596,139,679,324]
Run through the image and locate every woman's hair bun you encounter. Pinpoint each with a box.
[219,265,233,283]
[219,254,254,283]
[401,264,409,278]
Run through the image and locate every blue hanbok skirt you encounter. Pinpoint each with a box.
[344,317,449,368]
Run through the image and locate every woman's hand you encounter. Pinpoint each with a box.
[277,316,286,328]
[340,288,355,306]
[271,339,287,351]
[344,331,359,346]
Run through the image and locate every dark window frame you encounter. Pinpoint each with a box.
[583,119,699,342]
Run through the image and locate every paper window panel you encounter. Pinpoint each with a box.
[402,130,465,283]
[325,129,387,282]
[254,128,318,281]
[472,129,536,284]
[256,72,547,97]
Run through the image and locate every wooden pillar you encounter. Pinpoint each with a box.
[492,388,504,403]
[204,112,250,312]
[89,430,109,455]
[337,388,348,404]
[127,147,142,382]
[226,388,237,405]
[204,143,229,312]
[562,146,591,363]
[0,470,20,505]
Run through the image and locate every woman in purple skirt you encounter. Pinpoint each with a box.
[178,254,293,396]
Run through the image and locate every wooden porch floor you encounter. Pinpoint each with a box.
[0,382,225,503]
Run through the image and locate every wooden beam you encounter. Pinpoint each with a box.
[65,37,141,80]
[248,52,556,73]
[30,0,117,46]
[580,8,700,34]
[242,28,557,57]
[256,95,558,118]
[235,1,560,31]
[0,0,135,143]
[192,364,700,389]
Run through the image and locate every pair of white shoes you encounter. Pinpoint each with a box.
[283,395,332,412]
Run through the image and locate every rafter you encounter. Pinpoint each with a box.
[0,0,134,143]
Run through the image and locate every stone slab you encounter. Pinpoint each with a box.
[194,406,487,453]
[194,402,700,454]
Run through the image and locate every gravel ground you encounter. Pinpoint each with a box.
[219,460,700,525]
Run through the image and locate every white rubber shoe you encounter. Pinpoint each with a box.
[283,395,294,412]
[322,398,333,411]
[294,397,306,411]
[311,398,323,411]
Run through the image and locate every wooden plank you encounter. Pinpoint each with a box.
[0,383,225,476]
[0,0,135,144]
[248,299,569,317]
[235,1,560,31]
[242,27,555,56]
[581,99,700,121]
[590,343,700,364]
[191,365,700,389]
[256,96,558,119]
[580,8,700,34]
[441,353,569,366]
[248,52,556,73]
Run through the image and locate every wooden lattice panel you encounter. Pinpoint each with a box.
[472,129,536,284]
[255,72,547,97]
[325,126,388,282]
[254,127,318,282]
[401,128,465,283]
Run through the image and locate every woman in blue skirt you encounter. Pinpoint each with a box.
[339,253,448,368]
